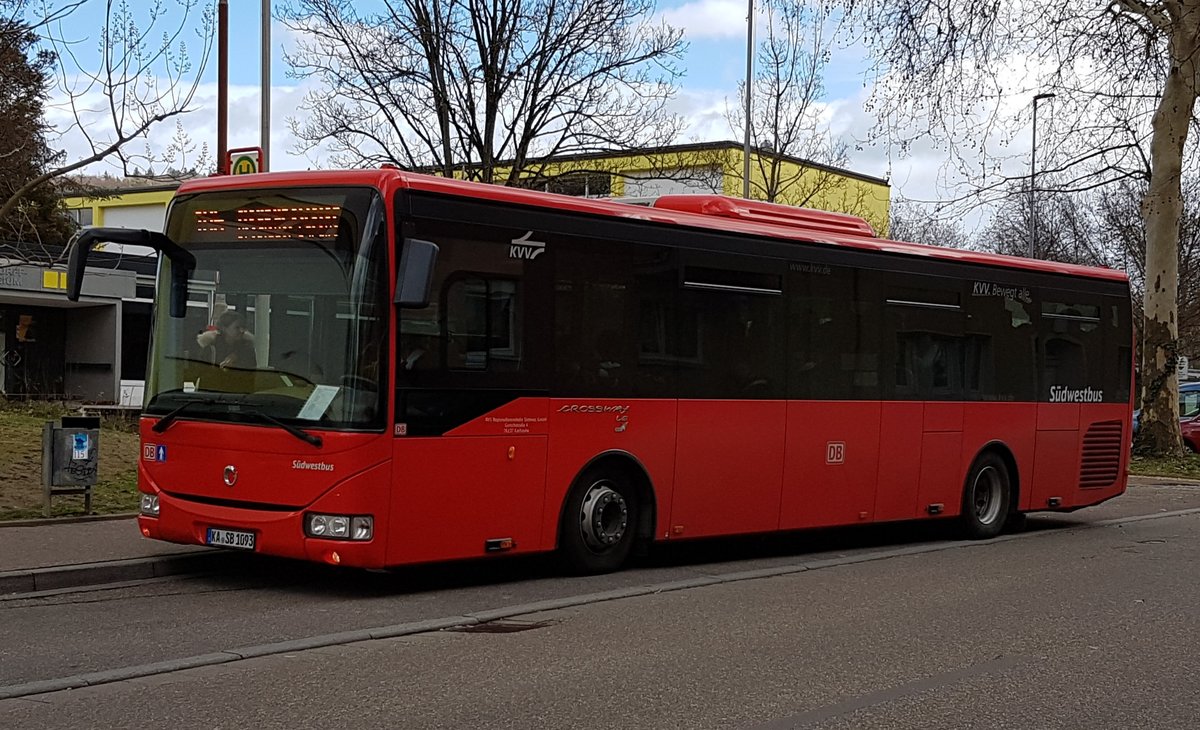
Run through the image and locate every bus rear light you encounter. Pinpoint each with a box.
[305,513,373,541]
[140,494,160,517]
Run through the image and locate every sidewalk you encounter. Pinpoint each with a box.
[0,517,201,573]
[0,516,222,595]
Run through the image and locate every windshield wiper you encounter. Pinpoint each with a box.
[243,408,324,448]
[151,397,219,433]
[150,395,322,447]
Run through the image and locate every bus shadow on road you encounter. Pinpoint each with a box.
[204,514,1079,599]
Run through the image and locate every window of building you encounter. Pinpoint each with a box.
[515,172,612,197]
[67,208,94,228]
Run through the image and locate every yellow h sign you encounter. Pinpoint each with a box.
[227,147,262,175]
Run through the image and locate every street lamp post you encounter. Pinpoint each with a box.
[217,0,228,174]
[1029,92,1056,258]
[261,0,271,172]
[743,0,753,199]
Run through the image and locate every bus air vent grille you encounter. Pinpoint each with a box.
[1079,420,1123,488]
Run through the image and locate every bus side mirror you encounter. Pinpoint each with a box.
[395,238,439,308]
[67,228,196,318]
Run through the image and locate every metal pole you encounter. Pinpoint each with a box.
[1029,92,1056,259]
[261,0,271,172]
[1029,98,1036,258]
[743,0,753,199]
[217,0,229,175]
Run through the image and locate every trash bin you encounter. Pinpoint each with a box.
[42,416,101,516]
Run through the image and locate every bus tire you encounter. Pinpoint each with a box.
[558,468,638,575]
[960,452,1011,540]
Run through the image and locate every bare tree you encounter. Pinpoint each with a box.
[840,0,1200,454]
[723,1,852,207]
[1091,177,1200,367]
[142,118,214,181]
[887,198,969,248]
[0,0,213,267]
[977,187,1117,267]
[280,0,686,184]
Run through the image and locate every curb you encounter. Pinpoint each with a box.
[0,550,236,596]
[0,512,139,529]
[1127,474,1200,486]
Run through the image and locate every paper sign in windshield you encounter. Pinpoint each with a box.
[298,385,340,421]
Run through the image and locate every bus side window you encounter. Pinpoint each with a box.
[444,276,522,371]
[1040,298,1102,394]
[964,282,1036,402]
[788,268,881,401]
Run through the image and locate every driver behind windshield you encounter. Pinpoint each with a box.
[196,310,259,370]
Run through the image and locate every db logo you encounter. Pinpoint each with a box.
[143,444,156,460]
[826,442,846,465]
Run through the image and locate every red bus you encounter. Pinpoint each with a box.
[67,169,1133,574]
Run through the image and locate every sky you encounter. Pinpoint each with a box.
[34,0,1041,233]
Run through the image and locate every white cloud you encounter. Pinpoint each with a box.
[656,0,749,40]
[43,75,333,177]
[669,87,736,141]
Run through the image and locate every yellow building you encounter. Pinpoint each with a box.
[62,142,890,236]
[503,141,891,234]
[61,182,177,232]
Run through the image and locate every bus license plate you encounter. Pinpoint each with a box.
[206,527,256,550]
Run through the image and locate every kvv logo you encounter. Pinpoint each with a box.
[509,231,546,260]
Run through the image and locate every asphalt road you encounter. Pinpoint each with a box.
[2,483,1199,728]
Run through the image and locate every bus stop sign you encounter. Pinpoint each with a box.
[228,147,262,175]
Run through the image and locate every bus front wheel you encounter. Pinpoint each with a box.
[960,453,1012,540]
[559,469,638,575]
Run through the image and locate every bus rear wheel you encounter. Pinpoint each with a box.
[559,469,638,575]
[960,453,1012,540]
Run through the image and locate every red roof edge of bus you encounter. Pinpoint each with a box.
[651,195,877,238]
[175,168,1128,284]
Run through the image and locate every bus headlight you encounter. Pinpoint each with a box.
[140,493,160,517]
[305,513,373,541]
[351,516,373,541]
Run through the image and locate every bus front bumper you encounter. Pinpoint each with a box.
[138,491,386,569]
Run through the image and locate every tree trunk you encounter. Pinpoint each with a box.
[1136,20,1200,455]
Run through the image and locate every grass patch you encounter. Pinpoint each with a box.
[0,399,140,520]
[1128,454,1200,481]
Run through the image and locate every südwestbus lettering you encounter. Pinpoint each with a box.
[1048,386,1103,403]
[292,460,335,472]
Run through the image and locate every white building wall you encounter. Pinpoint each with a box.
[102,203,168,232]
[622,167,724,197]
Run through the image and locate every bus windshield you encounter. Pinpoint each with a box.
[144,186,389,431]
